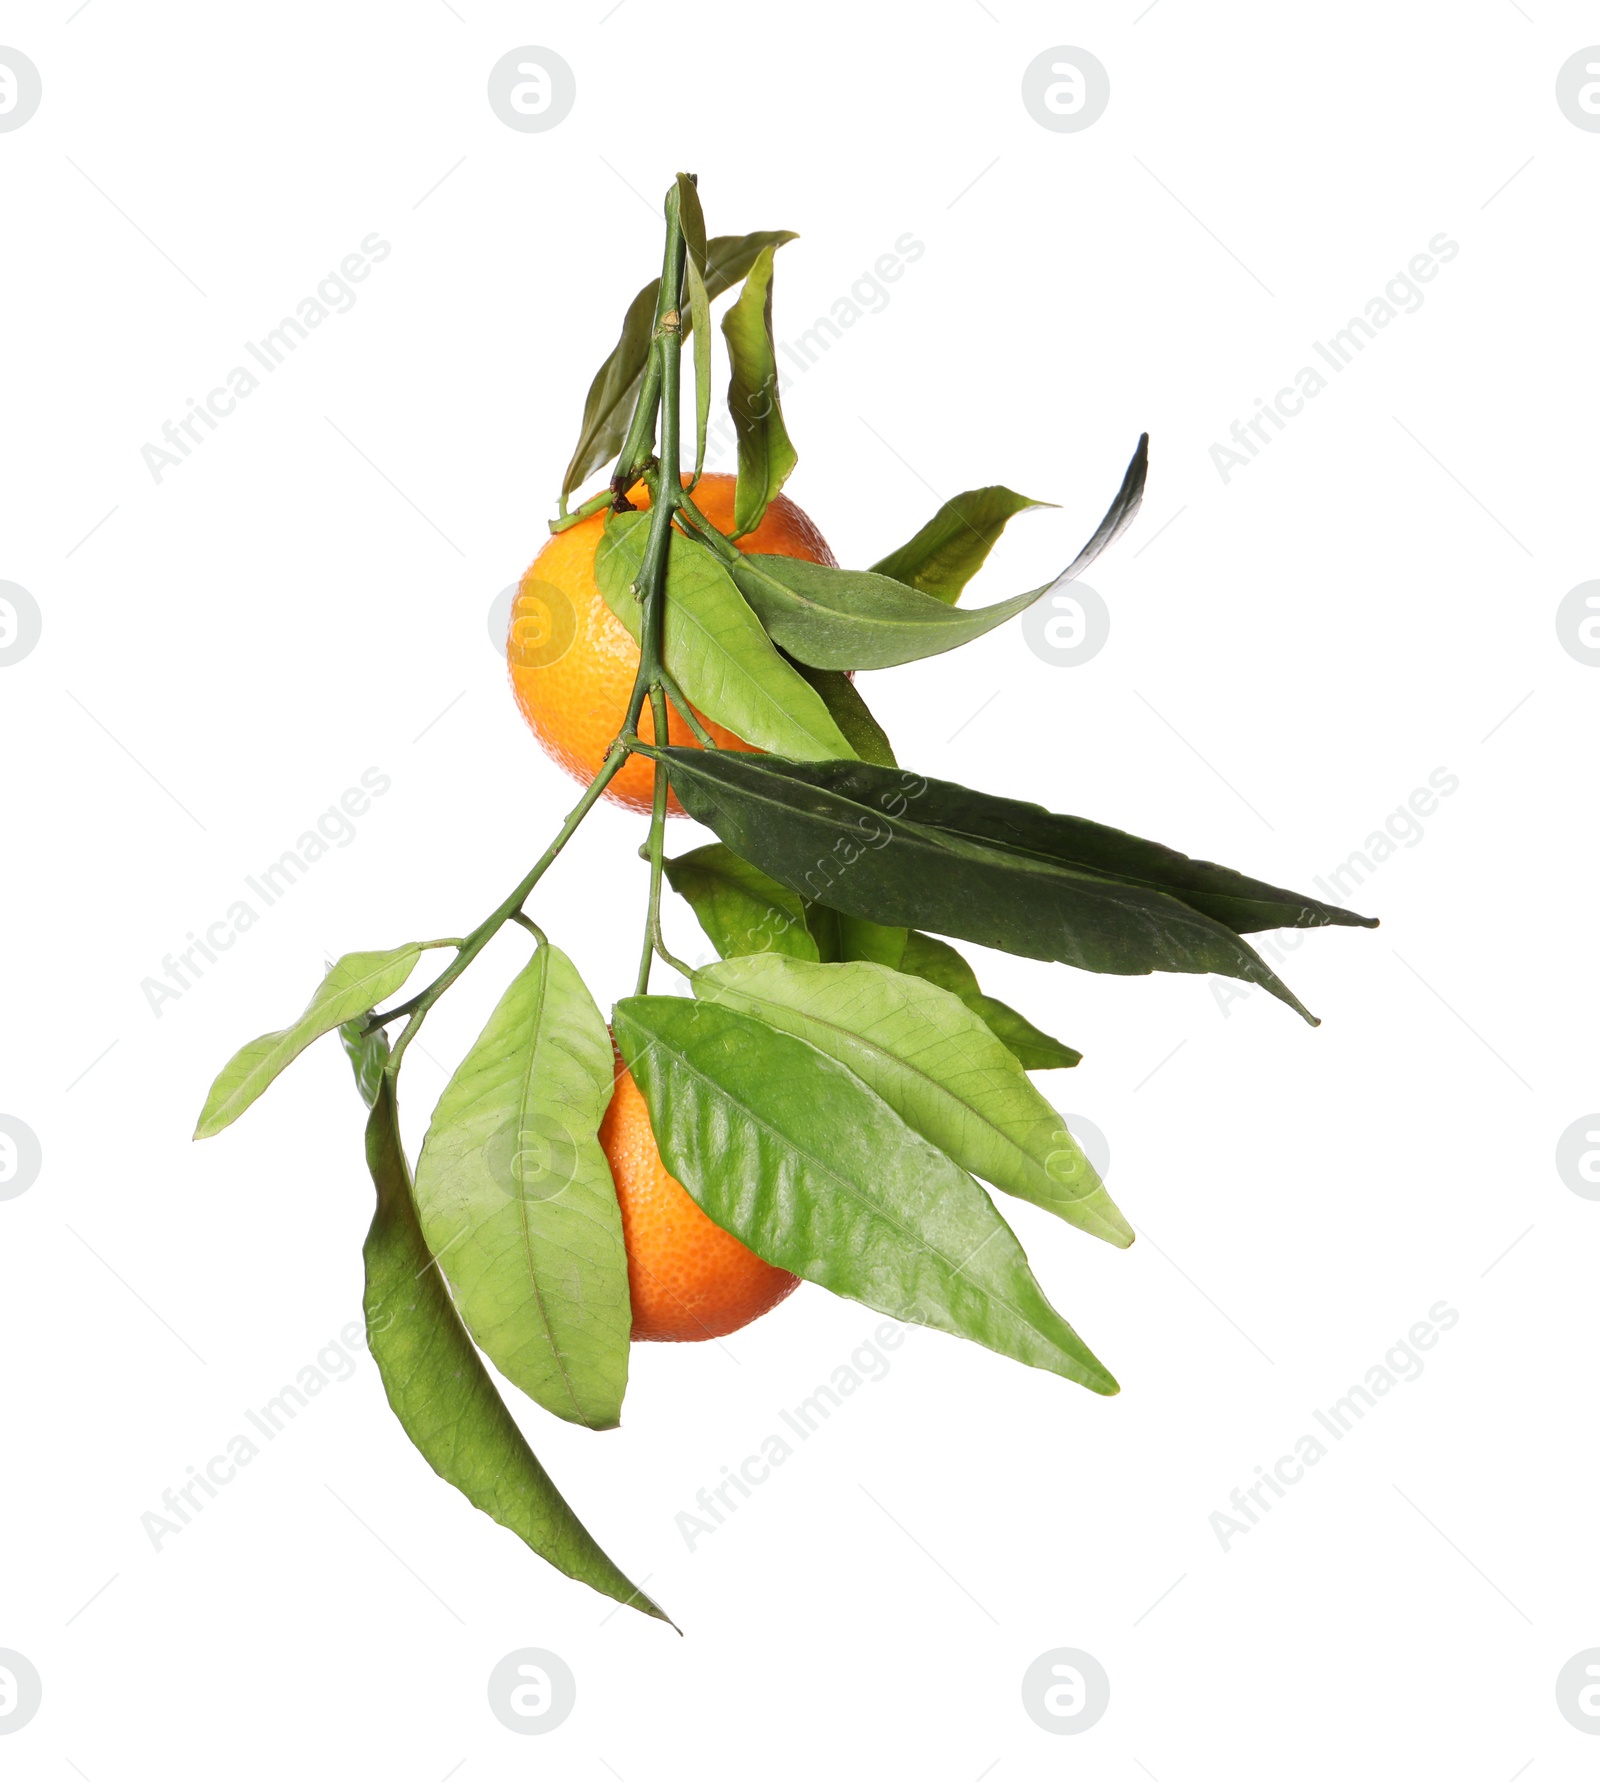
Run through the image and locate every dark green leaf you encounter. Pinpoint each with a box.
[722,243,798,536]
[725,435,1147,669]
[643,745,1320,1023]
[196,945,424,1138]
[675,175,712,481]
[691,957,1128,1246]
[613,996,1117,1394]
[870,486,1052,605]
[755,758,1377,935]
[359,1075,670,1624]
[595,513,855,761]
[899,933,1081,1071]
[561,230,798,503]
[664,843,818,962]
[786,660,897,767]
[412,945,630,1431]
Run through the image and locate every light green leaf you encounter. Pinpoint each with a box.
[595,512,855,762]
[723,243,798,536]
[360,1072,669,1623]
[675,174,712,482]
[692,958,1128,1247]
[412,944,630,1431]
[613,995,1117,1394]
[899,932,1081,1071]
[664,843,818,962]
[195,946,423,1139]
[725,435,1147,669]
[870,486,1052,605]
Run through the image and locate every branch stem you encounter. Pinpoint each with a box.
[377,179,697,1076]
[384,743,628,1071]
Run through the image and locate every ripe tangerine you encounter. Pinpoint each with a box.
[599,1051,799,1342]
[507,473,836,814]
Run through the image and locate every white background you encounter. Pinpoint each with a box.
[3,3,1597,1776]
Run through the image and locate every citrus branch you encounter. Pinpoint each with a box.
[368,179,696,1069]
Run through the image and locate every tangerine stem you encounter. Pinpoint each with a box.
[659,666,717,748]
[636,683,672,996]
[382,741,629,1070]
[625,183,690,993]
[653,934,695,982]
[377,182,696,1067]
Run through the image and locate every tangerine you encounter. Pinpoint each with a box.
[508,473,836,813]
[599,1050,799,1342]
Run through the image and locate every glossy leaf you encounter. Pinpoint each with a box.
[644,745,1320,1022]
[762,758,1376,935]
[613,996,1116,1393]
[195,945,423,1139]
[561,230,798,502]
[899,932,1081,1071]
[870,485,1052,605]
[664,843,818,962]
[722,244,797,536]
[693,957,1129,1247]
[787,660,897,767]
[360,1073,668,1623]
[595,513,855,762]
[412,945,630,1431]
[725,435,1147,669]
[675,175,712,481]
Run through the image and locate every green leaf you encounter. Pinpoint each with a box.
[360,1075,670,1624]
[693,957,1129,1247]
[899,933,1081,1071]
[675,175,712,482]
[766,759,1376,935]
[870,486,1052,605]
[195,945,423,1139]
[339,1016,390,1109]
[643,745,1321,1023]
[561,230,798,503]
[595,512,855,762]
[613,996,1116,1394]
[786,660,897,766]
[803,904,910,969]
[665,843,819,962]
[725,434,1147,668]
[722,244,798,536]
[412,944,630,1431]
[804,898,907,970]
